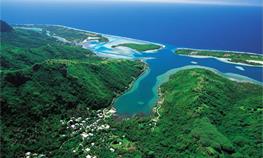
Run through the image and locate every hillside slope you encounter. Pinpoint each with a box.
[0,26,94,70]
[156,69,262,157]
[0,21,145,157]
[110,69,263,158]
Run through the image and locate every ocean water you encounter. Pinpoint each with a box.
[2,2,262,115]
[2,2,262,53]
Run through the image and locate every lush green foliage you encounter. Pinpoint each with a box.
[176,49,263,66]
[0,22,145,157]
[15,24,109,43]
[112,43,161,52]
[1,21,262,158]
[108,69,263,158]
[0,59,144,157]
[0,28,94,70]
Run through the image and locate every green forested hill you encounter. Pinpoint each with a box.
[0,22,145,157]
[13,24,109,43]
[155,69,262,157]
[0,28,94,70]
[0,59,144,157]
[110,69,263,158]
[1,21,262,158]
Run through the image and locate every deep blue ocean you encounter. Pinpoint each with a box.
[2,2,262,53]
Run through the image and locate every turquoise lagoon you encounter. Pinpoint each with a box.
[8,24,263,116]
[89,43,263,116]
[13,25,263,116]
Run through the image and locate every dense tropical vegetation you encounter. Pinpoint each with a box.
[176,48,263,66]
[0,29,94,70]
[0,21,145,157]
[14,24,109,43]
[107,68,263,158]
[1,21,262,158]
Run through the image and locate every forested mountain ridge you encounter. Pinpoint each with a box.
[0,21,145,157]
[109,68,263,158]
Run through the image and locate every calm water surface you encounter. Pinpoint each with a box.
[114,45,263,115]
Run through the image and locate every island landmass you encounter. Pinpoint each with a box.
[176,48,263,66]
[112,43,162,52]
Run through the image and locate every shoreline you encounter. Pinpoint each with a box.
[148,65,262,118]
[110,45,164,54]
[103,34,165,51]
[110,61,149,111]
[144,45,166,53]
[177,47,263,56]
[14,24,260,56]
[15,23,165,51]
[151,87,164,125]
[176,47,263,67]
[112,65,262,118]
[14,24,262,117]
[178,54,263,67]
[155,65,262,86]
